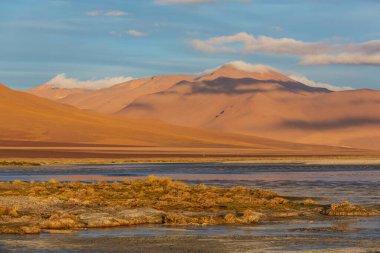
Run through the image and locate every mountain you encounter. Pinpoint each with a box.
[25,62,380,150]
[196,61,292,82]
[119,63,380,150]
[28,74,194,114]
[28,84,89,100]
[3,82,357,159]
[0,83,252,147]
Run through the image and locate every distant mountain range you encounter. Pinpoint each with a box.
[4,81,358,159]
[27,61,380,150]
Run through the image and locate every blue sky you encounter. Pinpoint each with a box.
[1,0,380,89]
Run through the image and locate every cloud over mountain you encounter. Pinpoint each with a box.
[46,74,133,90]
[192,33,380,65]
[288,74,352,91]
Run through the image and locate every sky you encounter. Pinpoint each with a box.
[0,0,380,90]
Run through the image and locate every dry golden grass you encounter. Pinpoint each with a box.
[322,201,379,216]
[0,177,378,234]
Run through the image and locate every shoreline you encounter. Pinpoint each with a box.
[2,156,380,166]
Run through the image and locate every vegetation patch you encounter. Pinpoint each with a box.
[322,201,379,216]
[0,161,40,166]
[0,176,378,234]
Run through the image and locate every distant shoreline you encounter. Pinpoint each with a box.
[2,155,380,166]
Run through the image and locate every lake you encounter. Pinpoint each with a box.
[0,163,379,252]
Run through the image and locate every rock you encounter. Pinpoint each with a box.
[117,208,164,219]
[78,212,122,227]
[117,208,164,224]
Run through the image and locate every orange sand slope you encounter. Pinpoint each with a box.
[0,83,370,159]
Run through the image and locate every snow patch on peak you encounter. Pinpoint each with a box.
[223,61,274,73]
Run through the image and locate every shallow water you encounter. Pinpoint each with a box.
[0,163,379,252]
[1,163,379,205]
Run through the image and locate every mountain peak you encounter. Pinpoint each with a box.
[195,61,291,81]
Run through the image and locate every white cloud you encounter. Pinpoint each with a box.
[128,30,148,37]
[192,39,234,53]
[86,10,127,17]
[46,73,133,90]
[192,33,380,65]
[288,74,352,91]
[155,0,219,4]
[110,30,148,37]
[192,32,327,55]
[104,11,128,16]
[301,53,380,65]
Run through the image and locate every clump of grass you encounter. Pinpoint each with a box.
[0,176,289,213]
[48,179,59,184]
[0,206,19,217]
[322,201,379,216]
[41,213,81,229]
[303,198,319,206]
[0,161,40,166]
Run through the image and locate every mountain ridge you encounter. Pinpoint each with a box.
[23,62,380,150]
